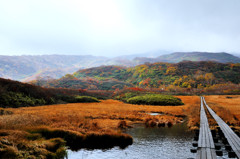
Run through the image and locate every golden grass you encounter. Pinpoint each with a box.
[180,96,201,129]
[2,98,197,133]
[0,96,225,158]
[0,95,238,131]
[0,129,66,159]
[204,95,240,126]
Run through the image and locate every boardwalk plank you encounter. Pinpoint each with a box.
[196,149,201,159]
[206,148,211,159]
[203,97,240,159]
[210,149,217,159]
[201,148,206,159]
[205,124,210,148]
[196,97,217,159]
[198,125,203,147]
[202,124,206,147]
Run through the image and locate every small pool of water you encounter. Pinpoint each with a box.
[66,122,196,159]
[147,112,163,116]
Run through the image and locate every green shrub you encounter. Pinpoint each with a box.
[57,95,100,103]
[75,96,100,103]
[126,94,184,106]
[0,92,99,108]
[116,92,138,102]
[0,92,47,108]
[115,92,145,102]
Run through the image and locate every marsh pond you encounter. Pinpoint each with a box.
[66,122,196,159]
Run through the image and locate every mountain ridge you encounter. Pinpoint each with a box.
[0,52,239,81]
[133,52,240,64]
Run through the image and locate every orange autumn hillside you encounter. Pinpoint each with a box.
[31,61,240,95]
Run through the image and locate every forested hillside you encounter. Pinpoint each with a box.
[0,78,110,108]
[32,61,240,91]
[32,73,133,90]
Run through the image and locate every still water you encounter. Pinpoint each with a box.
[66,122,196,159]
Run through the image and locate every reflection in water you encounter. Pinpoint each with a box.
[66,122,195,159]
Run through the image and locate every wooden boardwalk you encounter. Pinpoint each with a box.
[196,97,217,159]
[203,97,240,158]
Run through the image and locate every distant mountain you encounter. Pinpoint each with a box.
[233,53,240,58]
[133,52,240,64]
[0,55,109,81]
[0,52,239,81]
[115,50,171,60]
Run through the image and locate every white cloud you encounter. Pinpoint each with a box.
[0,0,240,56]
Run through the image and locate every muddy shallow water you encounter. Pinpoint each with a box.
[66,122,197,159]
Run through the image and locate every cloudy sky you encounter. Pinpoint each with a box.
[0,0,240,56]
